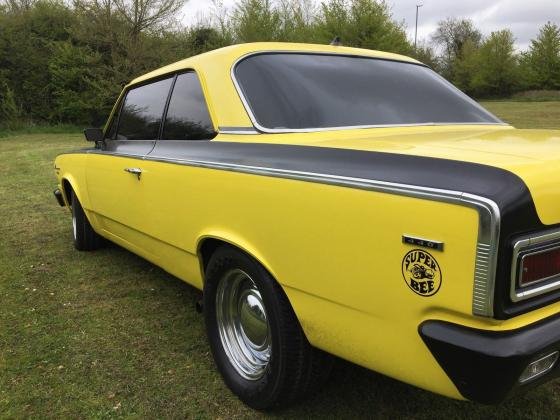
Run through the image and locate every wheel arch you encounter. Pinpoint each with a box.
[60,175,87,209]
[61,178,73,206]
[196,234,279,286]
[60,175,99,233]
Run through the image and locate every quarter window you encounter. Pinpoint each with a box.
[162,72,215,140]
[117,77,173,140]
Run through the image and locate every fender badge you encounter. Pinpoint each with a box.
[402,235,444,251]
[402,249,442,297]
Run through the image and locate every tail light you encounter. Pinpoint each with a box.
[511,233,560,302]
[519,247,560,286]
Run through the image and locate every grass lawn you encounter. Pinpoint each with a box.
[1,103,560,418]
[480,100,560,129]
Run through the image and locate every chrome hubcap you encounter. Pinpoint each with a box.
[72,211,77,240]
[216,269,271,380]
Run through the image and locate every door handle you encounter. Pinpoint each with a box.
[124,167,142,180]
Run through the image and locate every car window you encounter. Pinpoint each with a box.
[162,72,216,140]
[116,77,173,140]
[234,53,501,130]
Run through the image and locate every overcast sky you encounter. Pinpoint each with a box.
[182,0,560,51]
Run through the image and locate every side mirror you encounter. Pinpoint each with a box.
[83,128,104,142]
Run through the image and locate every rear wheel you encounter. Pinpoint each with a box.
[203,246,332,409]
[71,192,102,251]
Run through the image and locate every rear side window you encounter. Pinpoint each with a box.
[117,77,173,140]
[162,72,215,140]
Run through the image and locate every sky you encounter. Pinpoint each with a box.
[182,0,560,51]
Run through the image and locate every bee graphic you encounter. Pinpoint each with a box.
[401,249,442,296]
[409,263,435,280]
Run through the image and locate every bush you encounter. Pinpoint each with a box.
[0,79,21,129]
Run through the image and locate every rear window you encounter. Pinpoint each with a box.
[234,53,501,131]
[117,77,173,140]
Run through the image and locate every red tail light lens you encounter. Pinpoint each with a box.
[520,247,560,286]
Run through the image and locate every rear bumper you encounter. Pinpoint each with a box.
[54,188,65,207]
[420,314,560,404]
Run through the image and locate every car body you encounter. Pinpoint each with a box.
[53,42,560,406]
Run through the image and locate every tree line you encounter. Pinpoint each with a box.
[0,0,559,128]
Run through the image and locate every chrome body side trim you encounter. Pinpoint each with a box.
[147,153,500,317]
[510,230,560,302]
[81,149,501,317]
[229,51,508,134]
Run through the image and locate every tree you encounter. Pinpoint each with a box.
[524,22,560,89]
[277,0,317,42]
[48,41,103,123]
[316,0,411,53]
[0,79,20,128]
[0,0,76,122]
[1,0,37,12]
[113,0,187,41]
[230,0,282,42]
[432,18,482,78]
[184,26,231,55]
[451,38,479,94]
[411,42,439,70]
[471,29,519,97]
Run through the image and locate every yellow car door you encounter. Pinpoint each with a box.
[129,71,218,279]
[86,76,174,252]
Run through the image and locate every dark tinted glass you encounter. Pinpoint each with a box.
[235,54,501,129]
[117,77,173,140]
[162,72,215,140]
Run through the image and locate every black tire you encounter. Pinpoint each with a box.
[71,191,102,251]
[203,246,332,410]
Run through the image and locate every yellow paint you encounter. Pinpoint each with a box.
[54,43,560,401]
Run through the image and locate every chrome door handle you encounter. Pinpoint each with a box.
[124,167,142,180]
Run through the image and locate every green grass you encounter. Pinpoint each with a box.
[0,123,82,139]
[1,104,560,418]
[480,101,560,129]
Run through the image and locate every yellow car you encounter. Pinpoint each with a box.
[53,42,560,408]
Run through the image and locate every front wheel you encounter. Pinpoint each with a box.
[71,192,102,251]
[203,246,332,409]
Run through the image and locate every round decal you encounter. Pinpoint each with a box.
[402,249,442,296]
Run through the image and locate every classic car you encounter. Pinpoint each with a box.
[53,42,560,408]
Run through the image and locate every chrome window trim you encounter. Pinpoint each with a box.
[82,148,500,317]
[510,230,560,302]
[230,51,508,134]
[218,126,260,135]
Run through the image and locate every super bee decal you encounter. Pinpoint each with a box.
[402,249,442,296]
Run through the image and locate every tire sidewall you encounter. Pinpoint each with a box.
[71,192,82,247]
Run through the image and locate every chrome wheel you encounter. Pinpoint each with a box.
[72,210,77,240]
[216,269,271,380]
